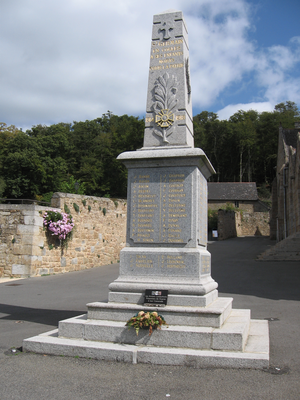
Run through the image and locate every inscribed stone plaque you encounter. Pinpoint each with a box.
[201,255,211,275]
[197,170,207,246]
[122,248,208,278]
[129,166,193,244]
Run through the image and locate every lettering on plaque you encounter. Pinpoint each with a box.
[144,289,168,306]
[201,256,210,275]
[130,167,193,244]
[135,255,154,268]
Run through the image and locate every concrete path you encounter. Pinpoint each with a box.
[1,236,300,399]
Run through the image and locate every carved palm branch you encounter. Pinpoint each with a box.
[153,73,177,112]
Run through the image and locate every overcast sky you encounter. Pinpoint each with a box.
[1,0,300,130]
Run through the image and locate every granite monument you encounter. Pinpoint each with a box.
[24,10,269,368]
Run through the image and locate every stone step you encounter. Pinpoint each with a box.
[86,296,233,328]
[58,309,250,352]
[23,319,269,369]
[108,289,219,307]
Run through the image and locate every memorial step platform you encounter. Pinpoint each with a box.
[23,314,269,369]
[58,308,250,352]
[86,296,233,328]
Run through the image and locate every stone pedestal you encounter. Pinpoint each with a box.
[23,147,269,368]
[109,148,217,305]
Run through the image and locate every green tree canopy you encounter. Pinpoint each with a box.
[0,102,298,200]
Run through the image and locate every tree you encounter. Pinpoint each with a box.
[229,110,258,182]
[1,102,298,200]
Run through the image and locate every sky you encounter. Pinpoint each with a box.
[1,0,300,131]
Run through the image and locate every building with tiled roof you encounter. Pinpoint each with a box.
[208,182,268,212]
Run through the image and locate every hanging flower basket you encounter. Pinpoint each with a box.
[43,210,75,251]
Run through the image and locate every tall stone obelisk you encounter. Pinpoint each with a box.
[143,9,193,148]
[109,9,218,306]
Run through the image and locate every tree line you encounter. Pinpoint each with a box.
[0,101,299,202]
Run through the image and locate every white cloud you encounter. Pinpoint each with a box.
[254,38,300,107]
[217,102,274,120]
[0,0,299,130]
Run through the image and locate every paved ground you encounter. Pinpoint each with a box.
[0,236,300,400]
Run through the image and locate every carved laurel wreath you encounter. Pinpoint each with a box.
[153,72,178,144]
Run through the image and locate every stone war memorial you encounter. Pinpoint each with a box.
[24,10,269,368]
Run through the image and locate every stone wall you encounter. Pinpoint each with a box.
[208,200,269,213]
[0,204,47,277]
[272,125,300,241]
[0,192,270,276]
[217,210,238,241]
[241,212,270,237]
[217,210,270,241]
[0,193,127,278]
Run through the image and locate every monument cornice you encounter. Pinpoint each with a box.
[117,147,216,179]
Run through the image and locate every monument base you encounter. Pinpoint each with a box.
[23,297,269,369]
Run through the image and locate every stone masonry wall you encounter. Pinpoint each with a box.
[273,127,300,242]
[217,210,270,241]
[241,212,270,237]
[217,210,238,241]
[208,201,254,213]
[0,193,127,278]
[48,193,127,277]
[0,204,46,277]
[1,192,270,276]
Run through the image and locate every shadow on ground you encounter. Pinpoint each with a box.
[0,304,83,326]
[209,237,300,301]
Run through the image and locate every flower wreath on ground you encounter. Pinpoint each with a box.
[43,210,75,252]
[126,311,167,336]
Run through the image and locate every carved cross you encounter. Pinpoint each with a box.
[159,21,174,40]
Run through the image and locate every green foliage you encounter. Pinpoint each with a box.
[0,123,69,198]
[0,177,6,198]
[64,203,71,214]
[194,101,299,184]
[44,210,63,222]
[102,207,107,216]
[257,183,271,200]
[41,192,53,204]
[68,112,144,198]
[82,199,86,206]
[224,203,237,211]
[60,176,85,195]
[0,102,298,201]
[208,204,241,231]
[208,209,218,230]
[88,205,91,212]
[73,203,80,213]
